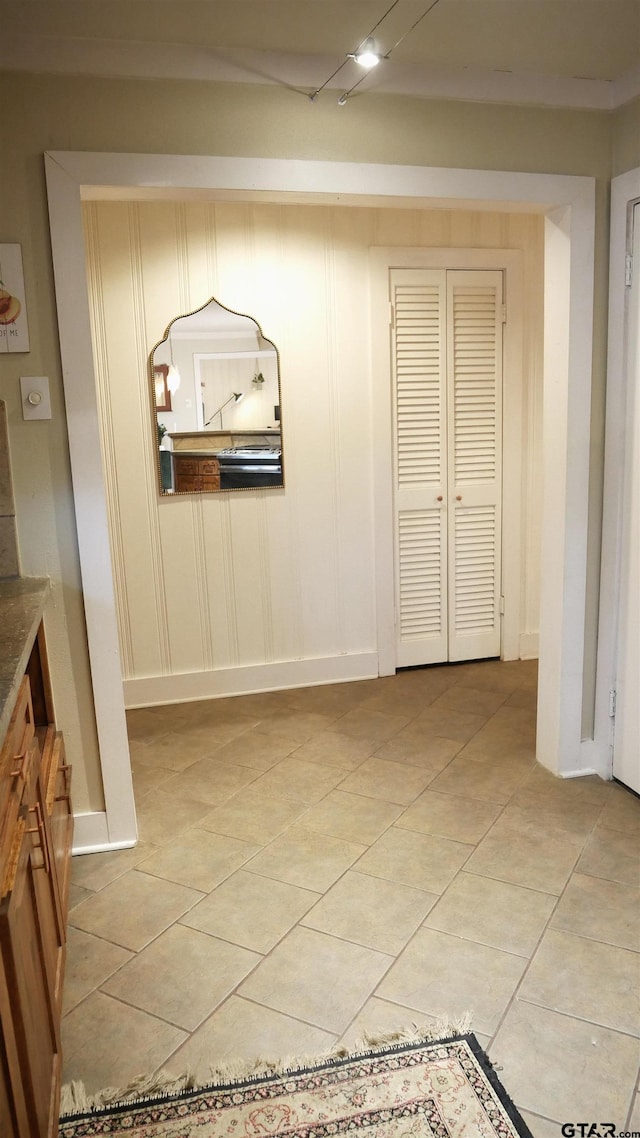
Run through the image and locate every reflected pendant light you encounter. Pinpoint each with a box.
[166,364,181,394]
[167,333,181,394]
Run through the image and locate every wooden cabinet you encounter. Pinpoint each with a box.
[173,454,220,493]
[41,732,72,924]
[0,624,72,1138]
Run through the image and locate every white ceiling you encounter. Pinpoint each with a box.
[1,0,639,109]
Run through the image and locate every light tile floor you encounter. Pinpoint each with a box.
[62,660,640,1136]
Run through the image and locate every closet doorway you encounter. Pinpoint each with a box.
[391,267,504,666]
[371,247,526,678]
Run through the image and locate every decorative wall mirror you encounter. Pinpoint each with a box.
[150,297,283,495]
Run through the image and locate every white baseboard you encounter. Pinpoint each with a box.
[577,737,612,781]
[552,737,612,782]
[537,739,611,782]
[519,633,539,659]
[123,652,379,709]
[72,811,138,856]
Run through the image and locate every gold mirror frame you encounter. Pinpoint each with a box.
[150,296,283,496]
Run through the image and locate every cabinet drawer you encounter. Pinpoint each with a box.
[200,476,220,491]
[173,457,198,475]
[200,459,219,475]
[0,679,35,861]
[1,678,34,772]
[175,475,202,493]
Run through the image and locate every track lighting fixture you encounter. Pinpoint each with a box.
[309,0,443,106]
[348,37,380,69]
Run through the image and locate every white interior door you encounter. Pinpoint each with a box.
[391,267,503,668]
[447,271,503,661]
[392,270,448,665]
[613,202,640,794]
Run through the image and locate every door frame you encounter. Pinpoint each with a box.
[371,249,524,673]
[594,167,640,784]
[45,152,596,851]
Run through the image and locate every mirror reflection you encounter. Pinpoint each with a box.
[151,297,283,494]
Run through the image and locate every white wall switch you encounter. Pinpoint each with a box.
[20,376,52,420]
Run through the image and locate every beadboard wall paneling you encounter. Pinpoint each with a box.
[83,201,543,702]
[512,212,544,649]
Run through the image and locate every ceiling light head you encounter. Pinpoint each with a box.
[350,37,380,69]
[337,93,348,106]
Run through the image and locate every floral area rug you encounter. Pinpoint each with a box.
[58,1032,532,1138]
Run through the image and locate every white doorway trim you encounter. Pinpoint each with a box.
[45,152,597,850]
[594,166,640,784]
[370,248,524,675]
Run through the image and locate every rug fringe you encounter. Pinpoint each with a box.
[59,1013,473,1118]
[59,1072,197,1116]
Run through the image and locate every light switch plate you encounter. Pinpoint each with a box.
[20,376,52,420]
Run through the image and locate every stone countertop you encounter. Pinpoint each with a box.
[0,576,50,742]
[171,449,282,458]
[170,450,223,458]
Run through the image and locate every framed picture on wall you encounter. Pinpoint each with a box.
[153,364,172,412]
[0,244,30,353]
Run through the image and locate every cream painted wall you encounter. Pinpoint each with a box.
[83,199,544,696]
[0,69,612,811]
[612,96,640,176]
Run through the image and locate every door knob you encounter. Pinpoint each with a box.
[436,495,443,502]
[456,495,462,501]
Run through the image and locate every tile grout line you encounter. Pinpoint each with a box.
[67,661,639,1116]
[485,790,620,1091]
[69,670,528,1057]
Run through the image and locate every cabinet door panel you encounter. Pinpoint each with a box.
[175,475,202,492]
[25,767,65,1014]
[0,737,62,1138]
[0,964,29,1138]
[173,457,198,475]
[45,734,73,923]
[0,818,60,1137]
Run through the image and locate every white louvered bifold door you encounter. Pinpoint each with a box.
[446,271,503,661]
[391,268,503,667]
[391,270,448,666]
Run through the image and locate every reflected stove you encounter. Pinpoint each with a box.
[217,445,282,488]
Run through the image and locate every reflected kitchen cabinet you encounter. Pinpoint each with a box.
[172,454,220,493]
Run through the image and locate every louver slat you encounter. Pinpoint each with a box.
[454,509,496,632]
[395,284,443,488]
[452,287,499,486]
[398,511,443,639]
